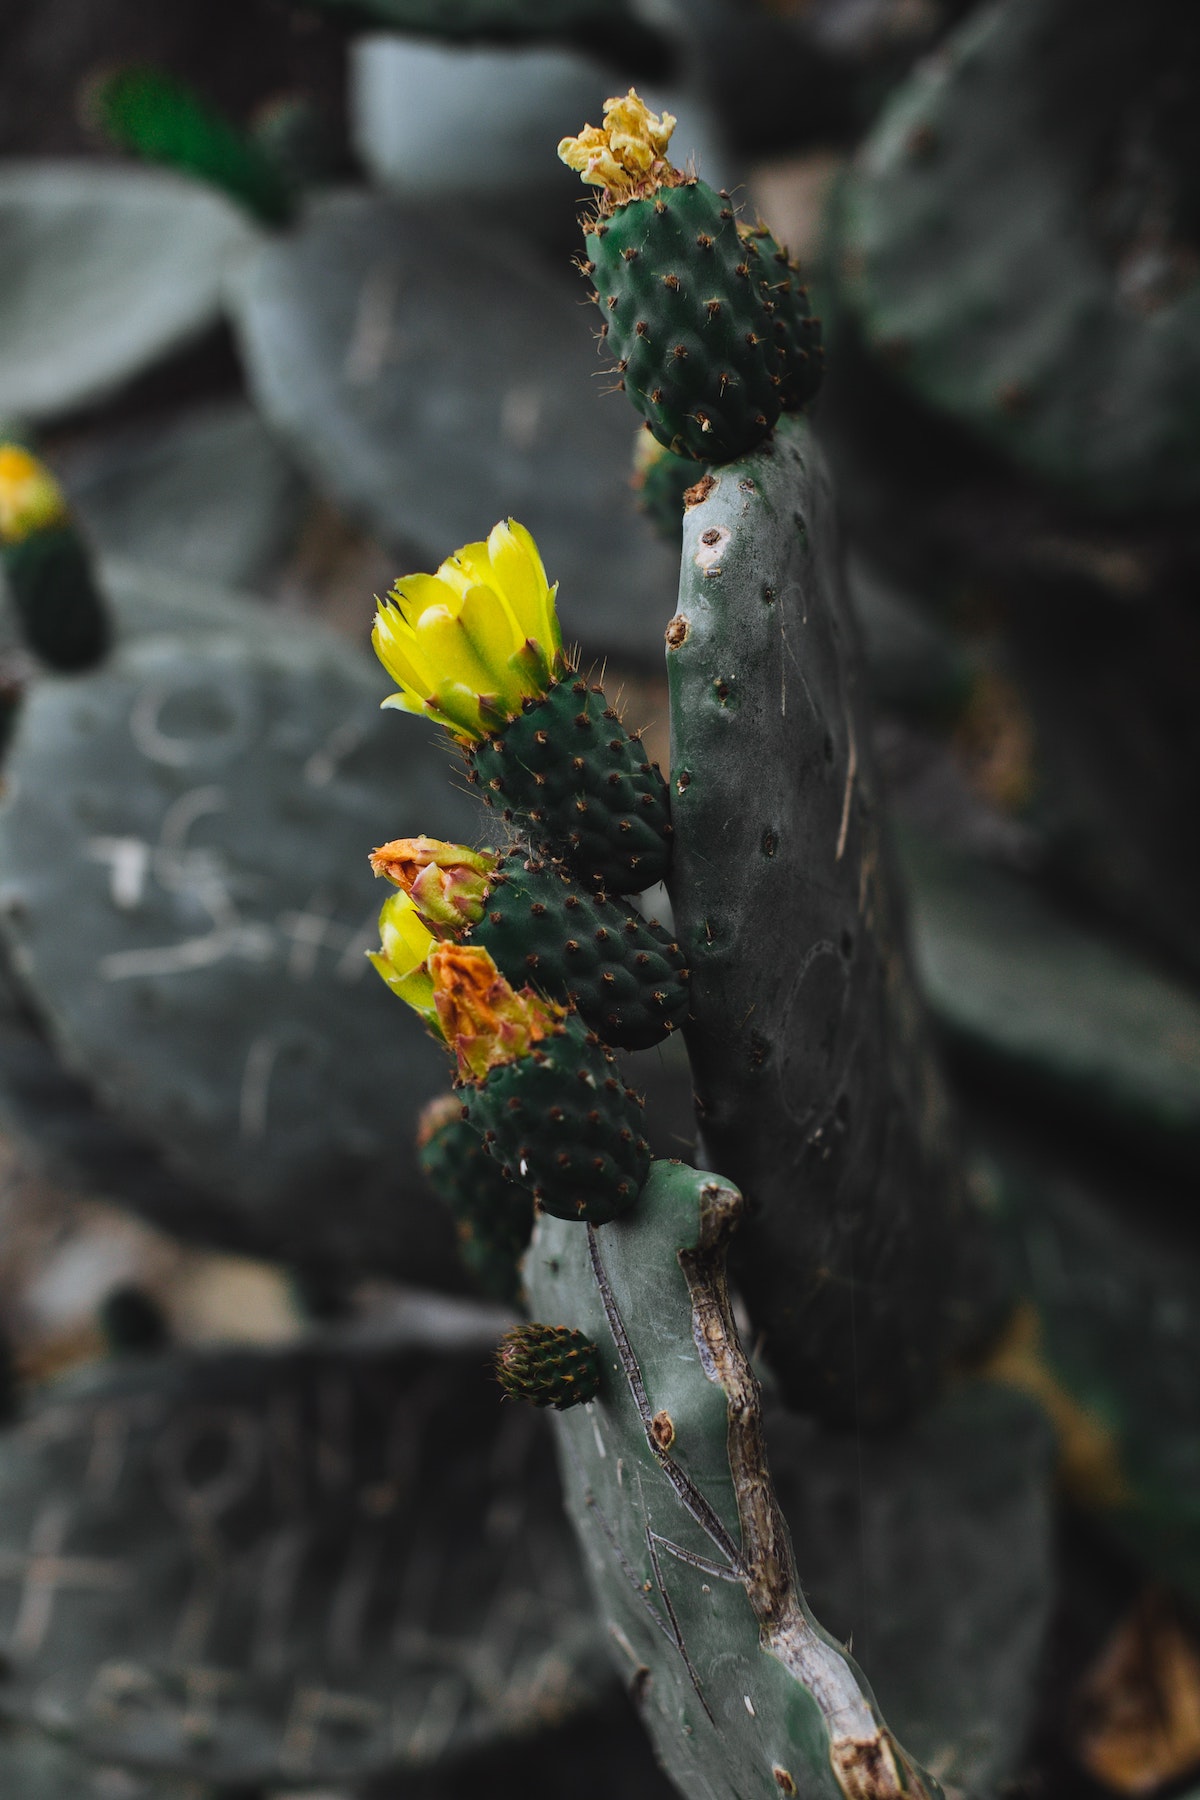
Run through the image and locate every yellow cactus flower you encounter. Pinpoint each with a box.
[372,518,567,742]
[558,89,680,206]
[367,891,442,1030]
[370,836,496,931]
[0,445,70,545]
[428,943,565,1083]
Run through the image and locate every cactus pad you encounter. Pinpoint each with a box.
[834,0,1200,512]
[418,1094,533,1304]
[472,852,688,1049]
[584,180,784,462]
[495,1322,600,1408]
[467,678,671,892]
[0,561,477,1284]
[1,526,111,672]
[0,1342,608,1786]
[527,1159,944,1800]
[462,1014,650,1224]
[667,415,985,1425]
[0,163,252,423]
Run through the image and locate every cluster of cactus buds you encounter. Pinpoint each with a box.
[371,835,689,1050]
[559,90,823,464]
[366,519,670,1390]
[0,444,111,670]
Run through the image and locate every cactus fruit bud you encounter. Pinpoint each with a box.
[418,1093,533,1306]
[557,89,680,206]
[495,1323,600,1409]
[0,444,111,670]
[372,519,567,741]
[429,943,566,1082]
[371,836,496,930]
[367,891,441,1026]
[0,445,69,543]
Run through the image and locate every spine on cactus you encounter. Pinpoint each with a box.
[372,518,671,893]
[370,921,651,1224]
[370,835,689,1049]
[559,91,823,464]
[0,446,112,672]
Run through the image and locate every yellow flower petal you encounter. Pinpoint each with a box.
[0,445,70,544]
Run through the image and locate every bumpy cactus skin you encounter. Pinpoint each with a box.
[666,415,988,1426]
[475,852,689,1050]
[463,1014,651,1224]
[467,677,672,892]
[495,1322,600,1409]
[586,182,785,462]
[419,1095,532,1304]
[527,1159,941,1800]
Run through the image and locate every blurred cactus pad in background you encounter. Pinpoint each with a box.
[0,5,1197,1800]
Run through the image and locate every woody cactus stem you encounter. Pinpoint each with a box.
[666,414,991,1426]
[526,1158,941,1800]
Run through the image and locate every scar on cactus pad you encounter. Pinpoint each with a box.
[372,519,671,891]
[560,90,823,463]
[0,444,111,670]
[371,835,689,1050]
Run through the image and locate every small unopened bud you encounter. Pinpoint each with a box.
[370,836,495,931]
[495,1323,600,1409]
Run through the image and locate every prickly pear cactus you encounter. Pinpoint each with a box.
[418,1092,533,1304]
[526,1159,942,1800]
[666,414,987,1424]
[0,163,252,423]
[0,561,477,1284]
[833,0,1200,512]
[0,1341,608,1787]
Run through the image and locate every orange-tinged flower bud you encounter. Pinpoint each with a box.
[370,836,496,931]
[428,943,565,1083]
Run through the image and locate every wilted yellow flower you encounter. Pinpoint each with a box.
[429,944,565,1083]
[372,519,566,742]
[369,836,496,931]
[558,89,679,204]
[0,445,70,545]
[368,891,442,1030]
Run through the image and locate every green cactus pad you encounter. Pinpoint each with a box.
[462,1015,651,1224]
[527,1159,945,1800]
[1,526,111,672]
[467,678,672,893]
[740,223,824,413]
[0,1342,608,1786]
[0,560,476,1286]
[834,0,1200,512]
[495,1322,600,1408]
[472,851,688,1050]
[419,1097,533,1304]
[667,416,990,1425]
[584,180,784,462]
[92,67,294,228]
[0,163,252,424]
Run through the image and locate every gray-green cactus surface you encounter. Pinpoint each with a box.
[0,163,253,423]
[226,191,681,666]
[0,1343,608,1787]
[833,0,1200,512]
[526,1159,945,1800]
[60,403,308,595]
[666,414,988,1424]
[901,832,1200,1183]
[0,560,478,1283]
